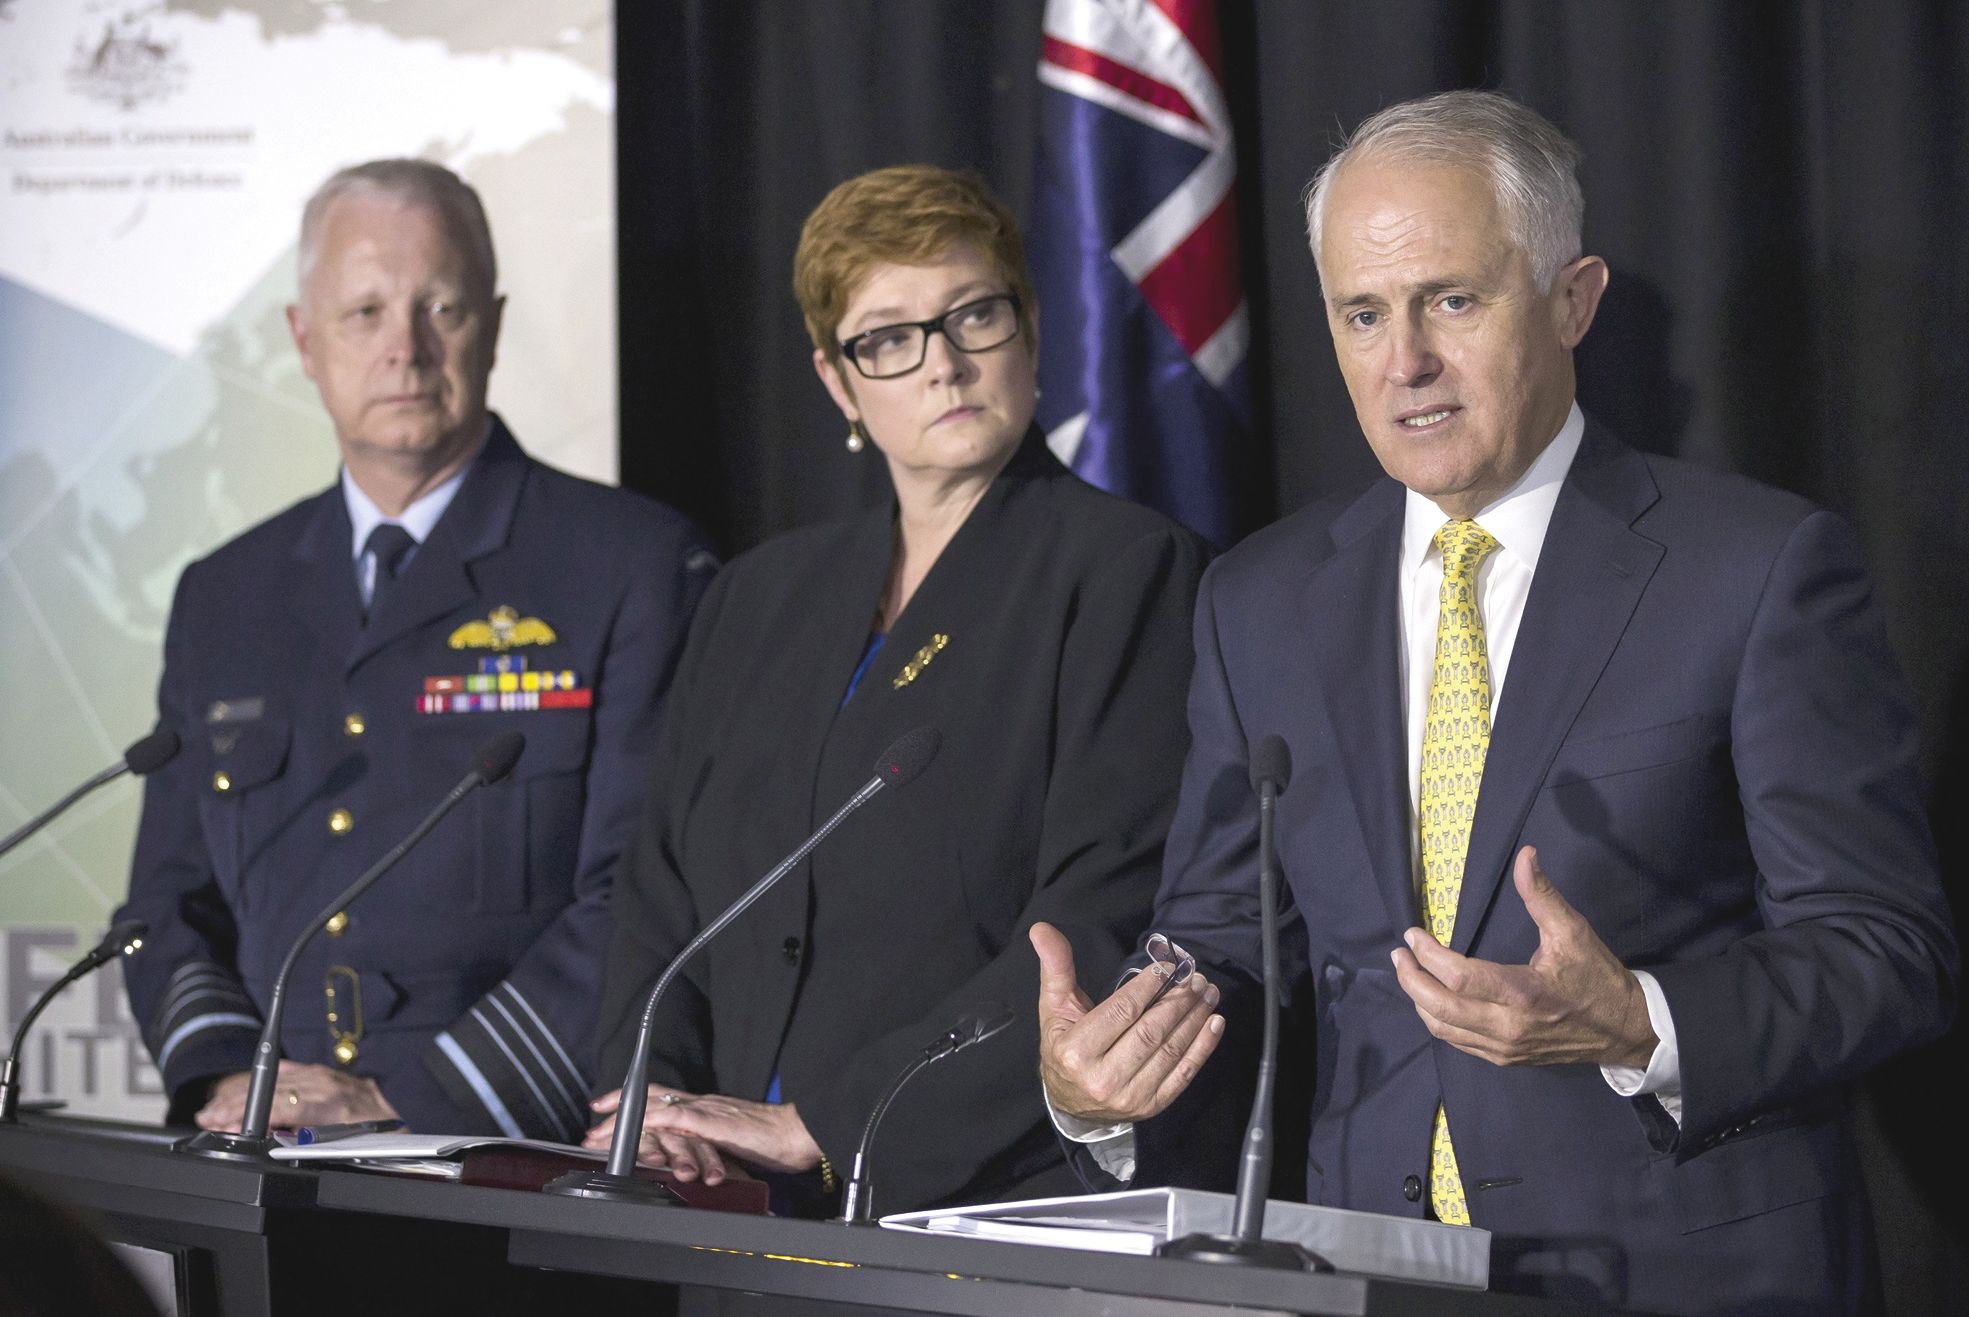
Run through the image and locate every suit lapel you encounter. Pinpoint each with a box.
[286,487,364,659]
[751,503,891,858]
[841,442,1032,728]
[819,427,1058,749]
[1304,482,1419,937]
[344,421,527,676]
[1451,427,1664,953]
[731,503,891,1092]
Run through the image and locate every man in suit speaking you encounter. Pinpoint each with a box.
[1032,90,1956,1309]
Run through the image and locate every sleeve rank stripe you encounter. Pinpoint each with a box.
[433,1031,526,1139]
[157,1012,262,1070]
[482,990,586,1132]
[495,983,588,1109]
[462,1003,584,1140]
[155,975,254,1026]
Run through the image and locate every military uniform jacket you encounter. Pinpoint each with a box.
[597,431,1206,1214]
[119,421,715,1138]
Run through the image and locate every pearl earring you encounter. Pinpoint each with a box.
[845,423,866,453]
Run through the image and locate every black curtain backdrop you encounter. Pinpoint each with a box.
[615,3,1968,1308]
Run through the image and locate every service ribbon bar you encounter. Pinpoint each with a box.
[422,670,581,695]
[416,689,593,715]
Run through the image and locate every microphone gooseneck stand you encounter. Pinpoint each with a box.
[1159,735,1332,1272]
[0,920,148,1123]
[179,732,525,1159]
[547,727,942,1204]
[0,727,180,864]
[839,1004,1015,1224]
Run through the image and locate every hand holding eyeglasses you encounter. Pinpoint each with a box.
[1138,932,1198,1011]
[1030,922,1225,1127]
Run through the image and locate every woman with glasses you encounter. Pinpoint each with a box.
[588,166,1207,1215]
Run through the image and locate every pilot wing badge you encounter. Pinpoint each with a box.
[448,604,559,653]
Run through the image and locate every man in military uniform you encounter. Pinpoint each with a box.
[116,159,715,1139]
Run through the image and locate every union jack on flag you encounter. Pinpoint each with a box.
[1033,0,1247,546]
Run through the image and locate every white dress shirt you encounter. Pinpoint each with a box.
[1053,402,1681,1180]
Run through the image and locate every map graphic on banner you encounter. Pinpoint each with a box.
[0,0,616,1120]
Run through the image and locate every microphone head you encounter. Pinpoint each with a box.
[1249,734,1292,797]
[951,1002,1016,1052]
[473,731,527,785]
[874,727,940,788]
[124,727,182,777]
[91,919,147,961]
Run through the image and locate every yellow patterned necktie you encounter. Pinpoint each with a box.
[1418,518,1499,1227]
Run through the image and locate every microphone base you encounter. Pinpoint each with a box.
[1157,1231,1335,1273]
[541,1168,684,1204]
[176,1128,283,1160]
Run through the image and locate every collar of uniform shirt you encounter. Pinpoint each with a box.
[1398,401,1585,582]
[340,417,492,564]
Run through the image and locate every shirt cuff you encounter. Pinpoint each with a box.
[1044,1089,1138,1182]
[1600,968,1683,1126]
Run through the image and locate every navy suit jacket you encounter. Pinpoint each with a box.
[1144,421,1956,1309]
[118,420,714,1138]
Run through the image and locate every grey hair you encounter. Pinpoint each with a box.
[296,158,496,297]
[1304,90,1584,291]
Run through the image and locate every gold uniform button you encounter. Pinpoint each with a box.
[343,713,366,737]
[327,807,354,835]
[212,771,232,793]
[325,911,349,937]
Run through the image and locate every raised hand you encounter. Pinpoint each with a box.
[1031,921,1224,1126]
[1391,845,1658,1068]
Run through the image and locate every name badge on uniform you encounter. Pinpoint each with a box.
[207,695,265,753]
[207,696,265,724]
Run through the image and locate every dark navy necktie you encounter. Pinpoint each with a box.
[363,522,416,624]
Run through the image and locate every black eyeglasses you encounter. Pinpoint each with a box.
[837,293,1023,380]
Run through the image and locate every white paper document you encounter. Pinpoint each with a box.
[267,1133,585,1162]
[882,1187,1489,1289]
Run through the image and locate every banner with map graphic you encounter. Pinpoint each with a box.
[0,0,616,1120]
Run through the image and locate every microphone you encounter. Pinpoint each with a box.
[839,1003,1014,1224]
[546,727,942,1203]
[179,732,525,1158]
[1160,735,1331,1272]
[1,921,147,1123]
[0,728,181,864]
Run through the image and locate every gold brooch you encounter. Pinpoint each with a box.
[892,633,949,689]
[448,605,558,652]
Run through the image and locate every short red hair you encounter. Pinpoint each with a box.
[793,165,1035,363]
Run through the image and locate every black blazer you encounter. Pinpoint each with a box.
[598,432,1206,1214]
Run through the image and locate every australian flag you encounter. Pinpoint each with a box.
[1032,0,1248,547]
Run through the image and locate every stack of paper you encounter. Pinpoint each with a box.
[268,1132,581,1178]
[882,1187,1489,1289]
